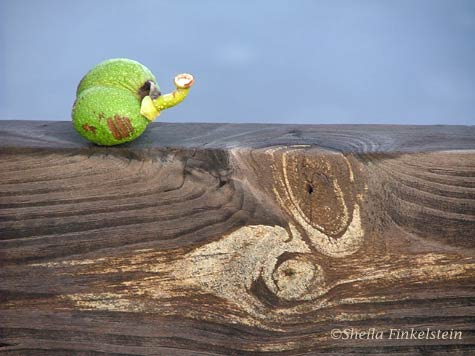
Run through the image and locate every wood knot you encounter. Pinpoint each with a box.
[271,257,325,301]
[266,146,365,257]
[281,149,355,236]
[175,224,322,317]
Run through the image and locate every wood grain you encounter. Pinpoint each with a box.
[0,121,474,355]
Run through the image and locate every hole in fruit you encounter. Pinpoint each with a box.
[138,80,161,100]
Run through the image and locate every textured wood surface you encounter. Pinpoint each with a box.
[0,121,474,355]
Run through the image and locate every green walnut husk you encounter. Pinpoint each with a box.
[72,58,194,146]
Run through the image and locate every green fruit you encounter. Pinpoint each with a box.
[72,58,194,146]
[76,58,158,100]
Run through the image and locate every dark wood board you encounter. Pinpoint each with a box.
[0,120,474,355]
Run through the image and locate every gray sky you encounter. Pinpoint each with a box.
[1,0,474,124]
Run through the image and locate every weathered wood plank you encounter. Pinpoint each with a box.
[0,121,474,355]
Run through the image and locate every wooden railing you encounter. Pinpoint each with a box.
[1,121,474,354]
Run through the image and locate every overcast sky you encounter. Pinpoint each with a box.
[0,0,474,124]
